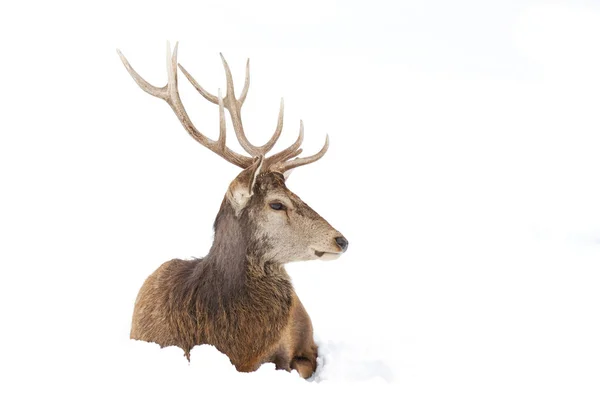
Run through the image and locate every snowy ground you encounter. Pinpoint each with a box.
[1,1,600,404]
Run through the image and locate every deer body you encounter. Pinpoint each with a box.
[131,260,317,376]
[119,44,347,378]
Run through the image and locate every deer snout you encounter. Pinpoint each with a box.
[335,236,349,252]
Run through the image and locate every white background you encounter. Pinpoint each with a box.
[1,1,599,403]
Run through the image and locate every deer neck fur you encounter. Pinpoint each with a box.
[202,198,293,309]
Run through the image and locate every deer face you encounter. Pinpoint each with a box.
[227,165,348,264]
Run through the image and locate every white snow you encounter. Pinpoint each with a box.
[1,1,600,404]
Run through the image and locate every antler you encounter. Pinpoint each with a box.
[272,134,329,173]
[179,55,284,157]
[117,42,329,173]
[117,42,252,168]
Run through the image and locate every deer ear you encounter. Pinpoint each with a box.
[227,156,264,215]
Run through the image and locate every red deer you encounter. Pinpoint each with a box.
[117,43,348,378]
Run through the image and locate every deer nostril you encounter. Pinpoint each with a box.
[335,236,349,252]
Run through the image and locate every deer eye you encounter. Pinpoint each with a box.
[269,202,285,211]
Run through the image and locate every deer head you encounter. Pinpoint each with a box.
[117,43,348,263]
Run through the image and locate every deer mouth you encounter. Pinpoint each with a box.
[314,250,342,261]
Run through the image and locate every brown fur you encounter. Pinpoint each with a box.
[130,171,343,378]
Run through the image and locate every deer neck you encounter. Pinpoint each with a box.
[205,200,286,278]
[202,200,292,315]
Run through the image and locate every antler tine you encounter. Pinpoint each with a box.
[117,42,252,169]
[217,89,226,150]
[265,119,304,168]
[217,53,259,156]
[262,98,285,154]
[178,63,219,104]
[167,42,176,86]
[117,49,167,100]
[276,134,329,173]
[239,59,250,104]
[219,53,238,106]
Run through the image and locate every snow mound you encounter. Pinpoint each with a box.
[105,339,396,405]
[311,339,394,383]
